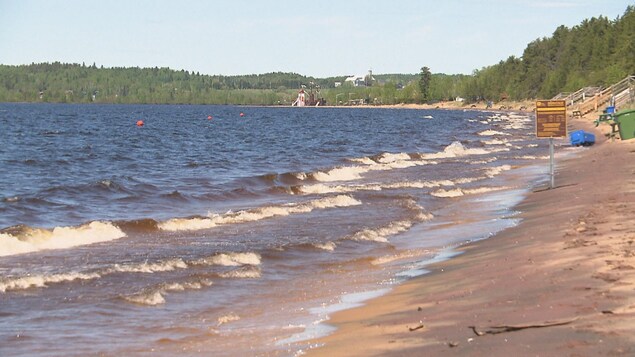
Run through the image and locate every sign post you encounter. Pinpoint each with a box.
[535,100,567,189]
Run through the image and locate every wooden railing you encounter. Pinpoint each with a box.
[574,75,635,115]
[552,86,601,107]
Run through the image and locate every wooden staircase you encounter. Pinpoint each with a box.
[554,75,635,116]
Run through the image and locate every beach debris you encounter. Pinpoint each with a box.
[448,341,460,348]
[408,321,425,331]
[468,317,578,336]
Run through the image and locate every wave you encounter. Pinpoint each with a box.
[0,272,100,293]
[191,252,261,267]
[469,157,499,165]
[0,251,260,293]
[514,155,549,160]
[108,253,260,276]
[417,141,498,160]
[217,313,241,326]
[113,218,160,233]
[298,152,436,183]
[372,248,432,265]
[122,278,214,306]
[481,138,511,146]
[218,266,262,279]
[484,165,512,178]
[257,172,308,185]
[478,130,509,136]
[40,178,135,197]
[0,221,126,257]
[431,186,510,198]
[375,152,412,163]
[311,242,337,251]
[348,220,415,243]
[309,166,369,182]
[109,259,188,274]
[124,290,167,306]
[260,151,439,189]
[496,113,532,130]
[293,178,476,196]
[158,195,361,232]
[347,201,433,243]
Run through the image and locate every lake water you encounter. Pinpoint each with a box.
[0,103,556,356]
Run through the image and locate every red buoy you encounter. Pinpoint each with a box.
[136,120,144,127]
[239,112,245,117]
[207,115,213,120]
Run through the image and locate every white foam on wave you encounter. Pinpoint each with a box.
[485,165,512,178]
[217,313,241,326]
[431,186,510,198]
[430,188,465,198]
[500,114,532,130]
[312,242,337,251]
[478,130,509,136]
[1,251,259,293]
[347,157,376,165]
[311,166,368,182]
[218,266,262,279]
[469,157,499,165]
[124,291,166,306]
[419,141,494,160]
[0,221,126,257]
[0,272,101,293]
[123,278,214,306]
[295,178,470,196]
[348,202,433,243]
[158,195,361,232]
[109,258,188,274]
[515,155,549,160]
[348,220,414,243]
[376,152,412,163]
[295,183,382,195]
[193,252,261,267]
[372,248,431,265]
[331,152,438,180]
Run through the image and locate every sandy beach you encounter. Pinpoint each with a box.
[307,116,635,356]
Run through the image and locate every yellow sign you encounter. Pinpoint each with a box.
[536,100,567,138]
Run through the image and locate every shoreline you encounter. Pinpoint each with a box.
[306,117,635,355]
[3,100,539,116]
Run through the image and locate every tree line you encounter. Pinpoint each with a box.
[0,6,632,105]
[462,5,635,101]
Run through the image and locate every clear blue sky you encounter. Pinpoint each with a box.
[0,0,630,77]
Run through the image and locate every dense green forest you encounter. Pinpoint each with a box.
[0,6,632,105]
[464,5,635,101]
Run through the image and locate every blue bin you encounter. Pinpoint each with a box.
[570,130,596,146]
[606,106,615,114]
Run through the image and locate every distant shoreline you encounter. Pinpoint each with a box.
[1,100,537,113]
[281,99,537,112]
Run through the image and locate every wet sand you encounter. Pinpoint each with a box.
[307,117,635,356]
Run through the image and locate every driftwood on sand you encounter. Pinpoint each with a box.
[469,318,578,336]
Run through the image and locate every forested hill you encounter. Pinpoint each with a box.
[0,5,633,104]
[0,64,335,104]
[463,5,635,101]
[0,62,420,105]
